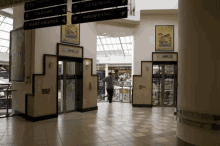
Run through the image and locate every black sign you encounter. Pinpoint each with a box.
[24,5,67,20]
[25,0,67,11]
[72,7,127,24]
[72,0,128,13]
[24,16,66,30]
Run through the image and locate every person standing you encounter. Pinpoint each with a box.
[102,72,114,103]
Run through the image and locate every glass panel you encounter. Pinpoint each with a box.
[152,65,162,105]
[66,62,75,76]
[0,31,9,39]
[125,36,131,43]
[120,37,126,43]
[104,45,109,50]
[97,39,101,45]
[163,65,175,106]
[58,61,64,113]
[106,38,111,44]
[101,38,107,44]
[66,79,75,111]
[122,44,127,49]
[108,45,113,50]
[115,38,120,43]
[112,44,118,50]
[110,38,116,44]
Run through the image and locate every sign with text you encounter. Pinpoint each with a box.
[72,7,127,24]
[24,16,67,30]
[72,0,128,13]
[25,0,67,11]
[24,5,67,20]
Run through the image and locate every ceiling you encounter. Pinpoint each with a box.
[1,8,13,15]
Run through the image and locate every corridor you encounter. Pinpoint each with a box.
[0,103,177,146]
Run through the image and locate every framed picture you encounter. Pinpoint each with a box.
[61,12,80,45]
[155,25,174,51]
[9,27,25,82]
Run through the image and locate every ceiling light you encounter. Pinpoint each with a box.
[103,33,107,34]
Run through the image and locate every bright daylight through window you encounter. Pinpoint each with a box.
[97,36,133,57]
[0,15,13,53]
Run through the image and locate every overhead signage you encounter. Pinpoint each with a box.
[25,0,67,11]
[24,16,67,30]
[72,0,128,13]
[24,5,67,20]
[72,7,127,24]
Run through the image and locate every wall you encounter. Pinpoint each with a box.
[80,23,97,75]
[83,59,97,109]
[133,14,179,75]
[133,62,152,105]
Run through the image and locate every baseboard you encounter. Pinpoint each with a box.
[14,110,25,115]
[76,106,98,112]
[177,136,196,146]
[26,114,58,122]
[132,104,152,107]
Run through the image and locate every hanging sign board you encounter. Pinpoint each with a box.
[25,0,67,11]
[72,7,127,24]
[24,5,67,20]
[24,16,67,30]
[72,0,128,13]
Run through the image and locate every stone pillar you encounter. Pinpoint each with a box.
[177,0,220,145]
[105,64,108,97]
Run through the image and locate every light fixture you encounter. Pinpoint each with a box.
[103,33,107,34]
[84,60,90,69]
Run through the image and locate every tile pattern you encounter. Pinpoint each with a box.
[0,102,177,146]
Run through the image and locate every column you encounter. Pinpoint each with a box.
[105,64,108,98]
[177,0,220,145]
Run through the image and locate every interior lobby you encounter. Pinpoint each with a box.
[0,0,219,146]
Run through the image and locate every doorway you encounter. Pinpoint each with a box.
[58,58,83,114]
[152,63,177,106]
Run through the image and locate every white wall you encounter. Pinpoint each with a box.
[136,0,178,11]
[80,23,97,74]
[97,56,132,64]
[34,26,60,73]
[133,14,179,75]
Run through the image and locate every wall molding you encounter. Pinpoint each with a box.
[76,106,98,112]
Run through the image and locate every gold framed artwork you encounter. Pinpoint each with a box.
[61,12,80,45]
[155,25,174,51]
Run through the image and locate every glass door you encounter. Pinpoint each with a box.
[58,60,76,114]
[164,65,175,106]
[152,64,177,106]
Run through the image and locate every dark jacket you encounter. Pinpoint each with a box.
[102,76,115,89]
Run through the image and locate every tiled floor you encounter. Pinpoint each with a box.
[0,102,177,146]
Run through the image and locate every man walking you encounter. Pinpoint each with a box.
[102,72,114,103]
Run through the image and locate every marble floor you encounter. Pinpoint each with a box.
[0,102,177,146]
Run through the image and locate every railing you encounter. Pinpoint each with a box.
[98,81,133,103]
[0,84,16,117]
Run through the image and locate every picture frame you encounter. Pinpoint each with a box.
[155,25,174,51]
[61,11,80,45]
[9,27,25,82]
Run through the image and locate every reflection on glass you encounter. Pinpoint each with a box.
[152,65,162,105]
[58,61,63,113]
[66,79,75,111]
[66,62,75,75]
[164,65,174,106]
